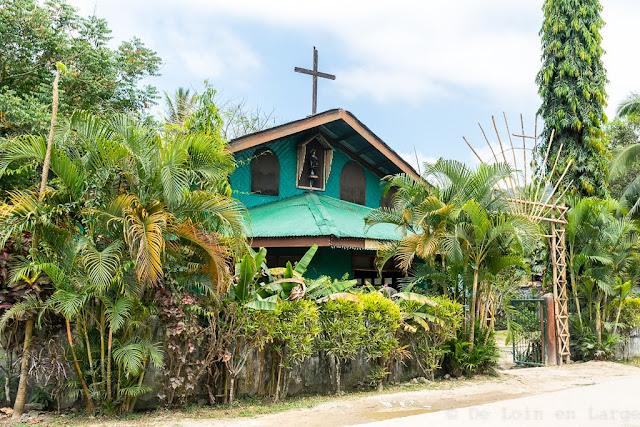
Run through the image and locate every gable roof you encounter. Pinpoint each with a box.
[229,109,419,179]
[245,192,403,242]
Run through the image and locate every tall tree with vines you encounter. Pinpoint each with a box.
[536,0,609,197]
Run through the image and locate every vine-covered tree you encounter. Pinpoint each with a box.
[0,0,162,137]
[536,0,609,197]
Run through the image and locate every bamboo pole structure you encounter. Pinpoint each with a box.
[463,114,572,365]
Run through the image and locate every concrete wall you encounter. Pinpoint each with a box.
[617,328,640,360]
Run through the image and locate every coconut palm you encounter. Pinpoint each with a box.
[164,88,198,129]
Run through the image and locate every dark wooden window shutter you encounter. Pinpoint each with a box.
[340,161,366,205]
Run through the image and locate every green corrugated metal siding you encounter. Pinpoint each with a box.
[230,137,385,209]
[263,247,370,280]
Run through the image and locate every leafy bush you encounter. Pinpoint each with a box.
[359,292,401,388]
[272,300,320,401]
[398,296,463,379]
[317,298,366,394]
[569,315,618,361]
[619,298,640,332]
[359,292,401,361]
[442,324,499,377]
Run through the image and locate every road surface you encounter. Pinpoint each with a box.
[357,374,640,427]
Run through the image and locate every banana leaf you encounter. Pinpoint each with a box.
[235,254,255,303]
[294,244,318,275]
[316,292,360,303]
[393,292,438,307]
[245,299,277,311]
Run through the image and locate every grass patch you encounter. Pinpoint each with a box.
[21,376,482,426]
[618,357,640,367]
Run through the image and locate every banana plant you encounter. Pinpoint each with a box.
[231,245,320,310]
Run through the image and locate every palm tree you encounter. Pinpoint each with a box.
[365,159,513,286]
[164,88,198,129]
[441,200,535,349]
[0,111,245,411]
[565,196,640,346]
[617,92,640,118]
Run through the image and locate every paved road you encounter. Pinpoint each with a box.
[357,374,640,427]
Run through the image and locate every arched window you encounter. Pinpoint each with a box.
[251,149,279,196]
[340,161,366,205]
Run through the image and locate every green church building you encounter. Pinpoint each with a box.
[229,109,419,285]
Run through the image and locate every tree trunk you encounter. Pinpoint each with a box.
[107,327,113,401]
[4,376,10,407]
[274,353,283,403]
[38,67,61,198]
[99,308,106,394]
[613,299,625,336]
[228,376,235,405]
[128,359,148,413]
[13,65,63,420]
[469,269,479,351]
[66,318,94,413]
[595,299,603,349]
[335,358,342,395]
[12,318,34,419]
[571,273,582,326]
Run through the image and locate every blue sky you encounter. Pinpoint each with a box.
[70,0,640,169]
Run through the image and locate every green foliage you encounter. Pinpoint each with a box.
[317,299,365,362]
[442,325,499,377]
[273,300,320,368]
[536,0,609,197]
[564,195,640,358]
[359,292,401,362]
[305,275,357,300]
[0,0,162,137]
[398,296,463,378]
[607,116,640,189]
[619,298,640,332]
[569,315,618,361]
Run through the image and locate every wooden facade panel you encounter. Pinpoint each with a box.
[339,161,366,205]
[250,149,280,196]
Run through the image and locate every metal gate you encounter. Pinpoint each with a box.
[510,299,547,366]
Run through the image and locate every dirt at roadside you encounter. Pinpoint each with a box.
[84,360,640,427]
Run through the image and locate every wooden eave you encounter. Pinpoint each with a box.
[228,109,419,179]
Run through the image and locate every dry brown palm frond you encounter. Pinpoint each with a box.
[173,218,232,295]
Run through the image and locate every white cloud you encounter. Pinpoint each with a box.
[399,150,438,173]
[167,29,260,81]
[68,0,640,116]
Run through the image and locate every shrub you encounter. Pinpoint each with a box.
[317,298,366,394]
[359,292,401,389]
[619,298,640,332]
[570,315,618,361]
[272,300,320,401]
[398,296,463,379]
[442,324,499,377]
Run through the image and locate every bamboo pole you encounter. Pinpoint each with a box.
[492,116,520,214]
[478,123,498,163]
[463,136,484,163]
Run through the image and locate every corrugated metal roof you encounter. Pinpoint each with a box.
[245,192,403,241]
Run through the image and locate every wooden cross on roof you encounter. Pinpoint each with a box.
[294,47,336,115]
